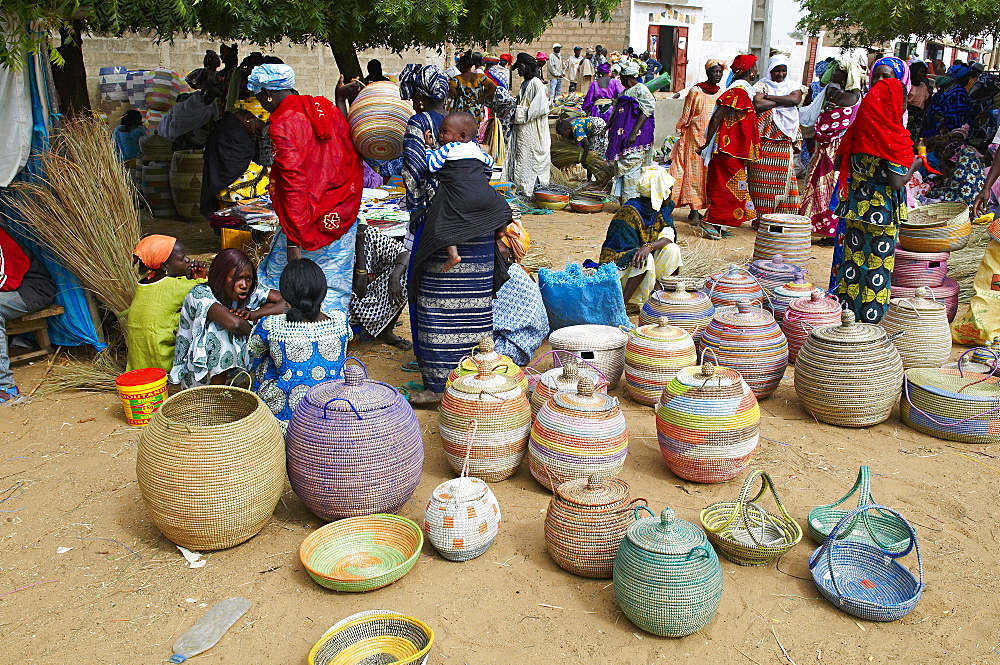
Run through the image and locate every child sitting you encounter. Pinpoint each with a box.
[112,110,146,163]
[170,248,285,388]
[126,235,207,372]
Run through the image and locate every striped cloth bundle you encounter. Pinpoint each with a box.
[780,289,843,363]
[99,66,129,102]
[348,81,414,160]
[638,281,715,342]
[624,319,697,406]
[700,301,788,400]
[705,265,765,309]
[752,213,812,267]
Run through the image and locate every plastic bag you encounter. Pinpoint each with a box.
[538,262,630,330]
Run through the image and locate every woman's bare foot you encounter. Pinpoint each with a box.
[376,331,413,351]
[408,389,443,405]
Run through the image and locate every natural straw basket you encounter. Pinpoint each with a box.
[780,289,843,363]
[900,353,1000,444]
[879,287,952,369]
[638,281,715,343]
[136,386,284,550]
[548,324,629,389]
[299,514,423,592]
[530,356,605,419]
[545,475,645,579]
[699,469,802,566]
[309,611,434,665]
[700,300,788,400]
[704,264,766,308]
[624,319,697,406]
[807,465,912,552]
[445,336,529,393]
[752,213,813,267]
[890,278,960,322]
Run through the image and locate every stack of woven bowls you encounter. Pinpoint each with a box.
[530,357,605,419]
[285,363,425,521]
[752,213,812,267]
[545,476,643,578]
[549,324,629,389]
[534,190,571,211]
[700,300,788,400]
[705,265,765,309]
[638,282,715,343]
[528,376,628,490]
[880,287,952,369]
[898,202,971,254]
[781,289,843,363]
[655,361,760,483]
[767,272,814,321]
[891,244,959,322]
[794,310,904,427]
[624,319,697,406]
[347,81,414,160]
[439,361,531,482]
[446,336,529,393]
[747,254,800,296]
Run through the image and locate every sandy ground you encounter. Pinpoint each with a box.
[2,207,1000,665]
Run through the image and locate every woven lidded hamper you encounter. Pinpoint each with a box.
[780,289,843,363]
[548,324,629,389]
[530,356,605,419]
[767,272,813,321]
[445,336,529,393]
[890,278,960,322]
[700,300,788,399]
[137,386,285,550]
[752,213,812,267]
[747,253,800,293]
[704,264,765,308]
[900,363,1000,444]
[880,287,952,369]
[638,282,716,341]
[424,473,501,562]
[624,319,697,406]
[891,246,949,288]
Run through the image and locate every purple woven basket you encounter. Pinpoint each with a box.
[285,361,424,521]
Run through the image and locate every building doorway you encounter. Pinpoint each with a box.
[646,25,689,91]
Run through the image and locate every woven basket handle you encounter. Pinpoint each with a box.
[226,370,253,387]
[901,378,1000,426]
[459,419,479,480]
[722,470,795,539]
[738,500,788,548]
[956,347,1000,380]
[820,465,873,542]
[322,397,363,421]
[343,356,369,378]
[686,546,712,560]
[524,349,609,383]
[634,504,656,520]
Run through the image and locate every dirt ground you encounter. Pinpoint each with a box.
[2,207,1000,665]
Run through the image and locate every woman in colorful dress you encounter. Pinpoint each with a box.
[669,60,726,223]
[581,63,625,122]
[799,60,863,241]
[606,60,657,204]
[700,54,761,237]
[349,222,410,349]
[555,116,608,178]
[924,138,986,205]
[748,55,806,218]
[449,51,497,124]
[830,57,920,324]
[922,64,973,140]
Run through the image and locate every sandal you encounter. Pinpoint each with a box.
[696,223,721,240]
[718,227,732,238]
[0,386,19,405]
[401,360,421,373]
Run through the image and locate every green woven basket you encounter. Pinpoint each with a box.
[807,466,912,553]
[700,469,802,566]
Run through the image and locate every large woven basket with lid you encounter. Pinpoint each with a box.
[700,300,788,400]
[286,362,425,522]
[794,310,904,427]
[747,253,800,294]
[705,264,765,309]
[624,319,697,406]
[548,324,629,389]
[445,336,529,393]
[638,281,715,341]
[768,272,813,321]
[424,472,501,561]
[530,356,605,419]
[890,278,960,322]
[752,213,812,267]
[780,289,843,363]
[891,246,949,288]
[880,287,952,369]
[900,361,1000,444]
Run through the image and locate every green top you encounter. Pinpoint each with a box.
[126,276,206,372]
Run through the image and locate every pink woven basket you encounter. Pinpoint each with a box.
[891,247,949,288]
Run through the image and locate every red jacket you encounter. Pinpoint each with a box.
[0,227,29,292]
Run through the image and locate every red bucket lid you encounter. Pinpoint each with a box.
[116,367,167,387]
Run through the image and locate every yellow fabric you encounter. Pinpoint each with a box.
[952,239,1000,346]
[233,98,269,121]
[219,161,269,203]
[220,228,254,252]
[126,276,207,372]
[637,165,676,211]
[621,227,683,305]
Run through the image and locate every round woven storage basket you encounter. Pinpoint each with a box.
[880,287,952,369]
[545,476,644,579]
[548,324,629,389]
[424,470,501,562]
[890,278,960,322]
[657,276,707,292]
[309,611,434,665]
[705,265,765,308]
[530,356,605,419]
[348,82,414,160]
[748,254,800,293]
[445,336,528,393]
[439,361,531,482]
[528,376,629,490]
[140,162,177,218]
[139,132,174,163]
[700,300,788,400]
[146,67,181,111]
[169,150,205,222]
[900,363,1000,444]
[638,282,715,342]
[625,319,697,406]
[780,290,843,363]
[807,465,912,552]
[898,203,971,253]
[752,213,812,267]
[285,363,425,522]
[794,310,904,427]
[136,386,284,550]
[656,360,760,483]
[891,247,949,288]
[768,272,813,321]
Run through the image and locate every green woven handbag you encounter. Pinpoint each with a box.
[807,466,912,553]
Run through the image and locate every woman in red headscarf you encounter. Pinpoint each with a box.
[699,54,761,237]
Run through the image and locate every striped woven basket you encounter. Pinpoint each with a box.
[655,360,759,483]
[752,213,812,267]
[900,361,1000,444]
[780,290,843,363]
[879,287,952,369]
[891,247,949,288]
[530,356,605,419]
[700,300,788,400]
[285,362,425,522]
[528,376,629,490]
[445,336,529,393]
[348,81,414,160]
[439,360,531,482]
[705,265,766,309]
[890,278,960,322]
[548,324,629,389]
[624,319,697,406]
[699,469,802,566]
[638,281,715,342]
[768,272,813,322]
[747,254,801,294]
[898,203,971,253]
[309,611,434,665]
[136,387,284,550]
[807,465,912,552]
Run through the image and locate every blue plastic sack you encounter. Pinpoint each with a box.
[537,262,631,330]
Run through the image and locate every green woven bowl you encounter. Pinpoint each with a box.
[300,514,423,592]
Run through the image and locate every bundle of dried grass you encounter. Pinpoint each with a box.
[37,351,126,396]
[550,140,613,184]
[6,115,141,318]
[946,223,990,303]
[678,239,748,278]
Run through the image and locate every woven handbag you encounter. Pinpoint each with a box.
[807,466,912,553]
[809,504,923,622]
[699,469,802,566]
[900,352,1000,444]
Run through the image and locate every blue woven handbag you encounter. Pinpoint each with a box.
[809,504,924,622]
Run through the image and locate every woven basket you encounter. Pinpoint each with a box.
[903,201,969,228]
[807,465,912,552]
[286,362,424,521]
[970,339,1000,369]
[657,276,707,292]
[656,360,760,483]
[169,150,205,222]
[699,469,802,566]
[900,361,1000,444]
[528,376,629,490]
[548,324,629,389]
[545,476,644,578]
[299,514,422,592]
[146,67,181,111]
[890,278,960,322]
[780,290,843,363]
[439,360,531,482]
[752,213,812,267]
[638,281,715,342]
[879,287,952,369]
[613,505,724,637]
[705,265,766,308]
[624,319,697,406]
[768,272,813,321]
[700,300,788,400]
[347,81,414,160]
[530,356,605,419]
[898,203,971,253]
[309,611,434,665]
[136,387,284,550]
[747,254,801,294]
[445,336,529,393]
[140,162,177,218]
[126,70,148,110]
[809,504,923,622]
[891,247,949,288]
[794,310,904,427]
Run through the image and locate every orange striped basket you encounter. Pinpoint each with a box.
[624,319,698,406]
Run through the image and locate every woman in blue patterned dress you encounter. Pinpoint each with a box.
[555,116,608,178]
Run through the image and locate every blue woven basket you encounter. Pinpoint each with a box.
[809,504,923,622]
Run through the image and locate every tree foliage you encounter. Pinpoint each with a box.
[797,0,1000,49]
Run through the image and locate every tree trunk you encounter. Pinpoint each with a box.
[50,23,91,120]
[330,44,363,82]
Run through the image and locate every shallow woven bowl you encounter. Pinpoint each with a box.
[309,611,434,665]
[536,199,569,210]
[569,199,604,213]
[534,191,571,203]
[300,514,423,592]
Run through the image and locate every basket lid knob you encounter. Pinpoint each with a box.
[914,286,931,300]
[343,363,365,386]
[726,264,740,276]
[657,316,670,328]
[992,336,1000,347]
[698,360,716,378]
[674,280,688,293]
[477,336,495,354]
[659,507,675,529]
[559,356,579,380]
[577,375,596,397]
[809,289,824,302]
[772,253,784,265]
[736,299,752,314]
[841,309,856,327]
[793,270,806,284]
[586,474,602,491]
[474,356,493,379]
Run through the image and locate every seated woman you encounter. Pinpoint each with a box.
[598,166,683,306]
[924,134,986,205]
[112,110,145,163]
[555,117,608,180]
[350,222,411,349]
[126,235,207,372]
[246,259,350,428]
[170,248,285,388]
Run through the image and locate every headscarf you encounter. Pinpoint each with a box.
[732,54,757,76]
[597,62,612,76]
[760,55,800,141]
[637,166,676,210]
[947,63,972,80]
[705,59,727,72]
[246,64,296,93]
[535,52,548,62]
[619,59,641,78]
[133,235,176,271]
[398,63,449,101]
[836,78,913,190]
[499,54,513,65]
[870,56,910,90]
[935,75,955,88]
[815,60,832,79]
[820,60,863,92]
